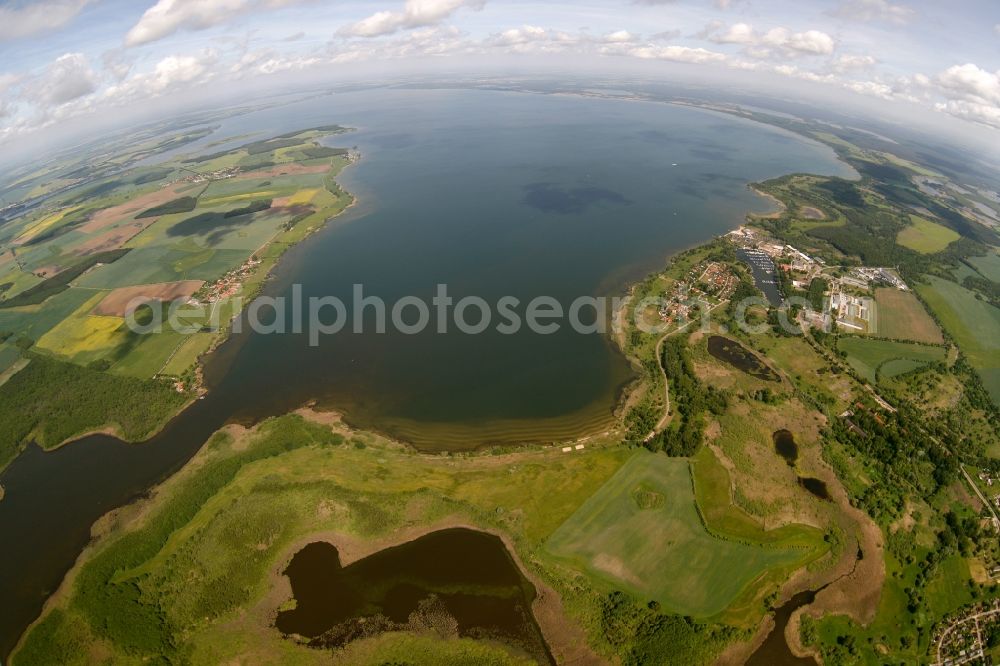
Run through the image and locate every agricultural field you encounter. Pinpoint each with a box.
[0,343,20,373]
[967,249,1000,282]
[0,125,355,390]
[871,287,944,344]
[837,337,947,383]
[546,451,811,618]
[918,275,1000,405]
[896,214,960,253]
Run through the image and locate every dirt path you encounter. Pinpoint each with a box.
[644,300,728,442]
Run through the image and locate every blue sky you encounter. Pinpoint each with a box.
[0,0,998,145]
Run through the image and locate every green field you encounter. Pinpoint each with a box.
[918,275,1000,405]
[896,215,960,253]
[872,287,944,344]
[159,331,215,377]
[837,337,947,383]
[77,246,247,288]
[546,451,805,617]
[0,343,19,373]
[0,287,100,341]
[967,250,1000,282]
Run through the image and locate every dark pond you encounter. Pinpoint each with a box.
[773,429,798,466]
[707,335,781,382]
[798,477,831,501]
[276,528,552,664]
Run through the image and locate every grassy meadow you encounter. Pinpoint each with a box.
[837,337,947,383]
[896,214,960,253]
[546,451,813,618]
[917,275,1000,405]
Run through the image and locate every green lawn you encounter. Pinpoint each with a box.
[896,215,960,253]
[917,275,1000,405]
[837,337,947,383]
[545,451,805,617]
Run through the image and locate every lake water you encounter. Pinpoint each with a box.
[0,87,852,658]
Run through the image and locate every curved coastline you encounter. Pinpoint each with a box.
[0,93,858,660]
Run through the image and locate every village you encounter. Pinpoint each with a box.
[934,599,1000,665]
[654,258,739,326]
[976,468,1000,517]
[726,225,910,333]
[177,165,242,184]
[189,254,262,305]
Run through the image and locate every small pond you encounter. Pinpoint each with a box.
[772,429,831,500]
[707,336,781,382]
[773,429,798,466]
[275,527,552,663]
[798,477,831,501]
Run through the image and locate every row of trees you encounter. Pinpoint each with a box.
[645,336,727,457]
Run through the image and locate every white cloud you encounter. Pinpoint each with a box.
[604,30,636,44]
[843,79,894,100]
[780,29,836,55]
[101,49,134,82]
[33,53,97,106]
[102,49,219,106]
[833,54,877,71]
[710,22,755,44]
[936,63,1000,106]
[125,0,312,47]
[626,45,727,64]
[491,25,551,46]
[935,100,1000,129]
[903,63,1000,129]
[0,0,89,42]
[829,0,914,25]
[340,0,485,38]
[703,23,836,56]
